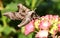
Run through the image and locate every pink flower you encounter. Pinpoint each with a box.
[35,30,48,38]
[53,15,59,21]
[45,15,53,20]
[24,20,34,35]
[39,20,51,30]
[58,24,60,32]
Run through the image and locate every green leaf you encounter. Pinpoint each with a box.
[13,0,25,4]
[21,26,25,33]
[52,0,60,3]
[3,26,12,35]
[36,0,43,8]
[27,33,33,38]
[31,0,37,10]
[18,32,27,38]
[25,0,31,7]
[2,2,18,13]
[5,2,18,12]
[0,25,3,32]
[25,0,43,10]
[11,27,16,33]
[57,3,60,9]
[18,32,34,38]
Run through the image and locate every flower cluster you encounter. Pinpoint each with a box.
[21,15,60,38]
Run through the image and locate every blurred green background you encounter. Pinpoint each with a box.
[0,0,60,38]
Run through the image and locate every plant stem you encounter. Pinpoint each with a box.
[1,11,7,27]
[31,0,37,10]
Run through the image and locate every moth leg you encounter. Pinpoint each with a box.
[18,17,31,27]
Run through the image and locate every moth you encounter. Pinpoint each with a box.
[3,4,38,27]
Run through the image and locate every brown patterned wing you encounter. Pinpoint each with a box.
[3,12,25,20]
[3,4,30,20]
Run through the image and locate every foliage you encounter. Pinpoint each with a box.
[0,0,60,38]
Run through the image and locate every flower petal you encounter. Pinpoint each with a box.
[24,20,34,35]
